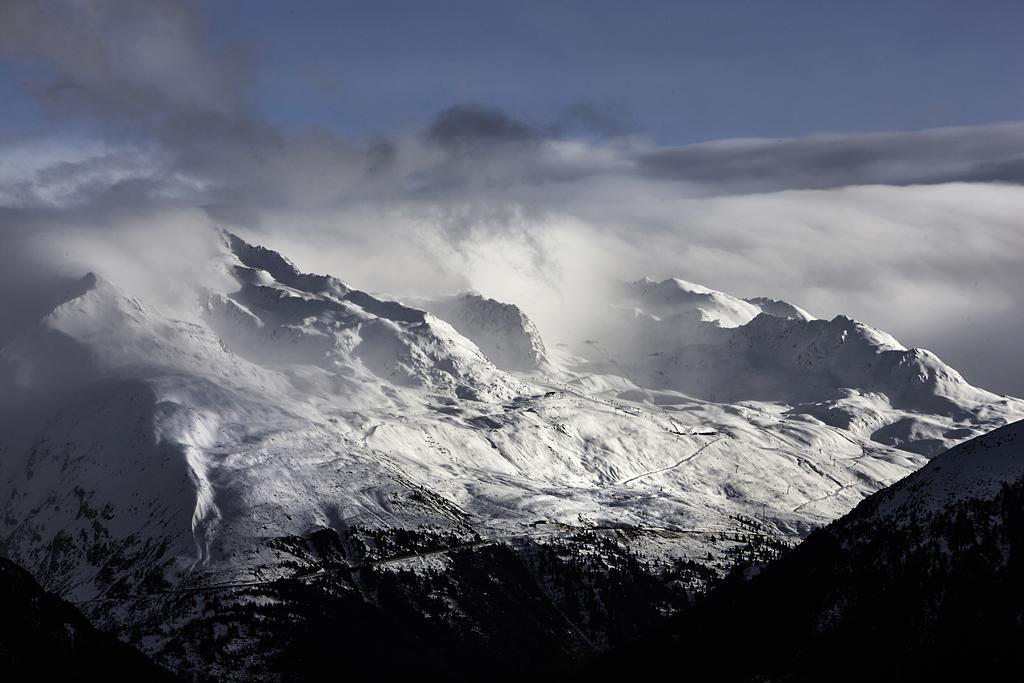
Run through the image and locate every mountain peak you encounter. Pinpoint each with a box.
[223,230,353,300]
[415,291,550,372]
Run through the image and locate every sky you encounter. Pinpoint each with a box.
[0,0,1023,394]
[4,1,1024,143]
[224,0,1024,142]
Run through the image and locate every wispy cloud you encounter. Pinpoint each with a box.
[634,123,1024,191]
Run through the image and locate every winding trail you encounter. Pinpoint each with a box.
[616,437,723,486]
[792,483,856,512]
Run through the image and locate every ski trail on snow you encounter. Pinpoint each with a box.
[617,437,724,486]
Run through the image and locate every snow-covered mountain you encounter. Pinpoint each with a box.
[1,231,1020,678]
[597,419,1024,681]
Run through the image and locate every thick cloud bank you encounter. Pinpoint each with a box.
[1,0,1022,395]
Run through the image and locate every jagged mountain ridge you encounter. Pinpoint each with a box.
[0,230,1020,678]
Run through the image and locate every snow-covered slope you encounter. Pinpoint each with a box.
[869,418,1024,517]
[1,231,1020,678]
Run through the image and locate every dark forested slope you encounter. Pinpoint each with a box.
[0,556,172,680]
[594,420,1024,682]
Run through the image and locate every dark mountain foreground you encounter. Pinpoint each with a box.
[0,556,173,680]
[591,420,1024,681]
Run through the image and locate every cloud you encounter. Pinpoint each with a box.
[0,0,243,122]
[634,123,1024,192]
[427,105,537,149]
[0,1,1023,396]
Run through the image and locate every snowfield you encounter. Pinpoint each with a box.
[1,230,1021,677]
